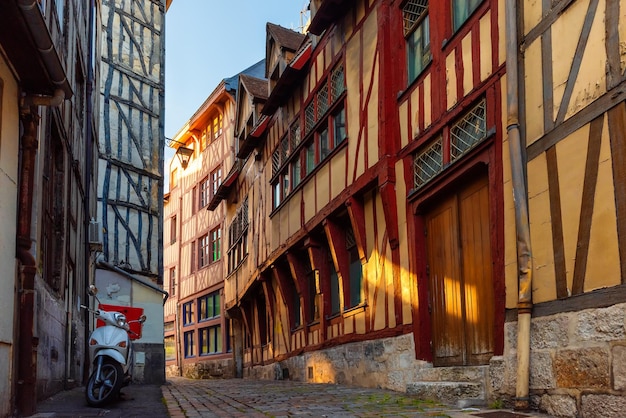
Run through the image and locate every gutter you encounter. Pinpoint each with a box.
[17,0,72,98]
[505,1,534,410]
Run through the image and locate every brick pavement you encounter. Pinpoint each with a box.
[35,377,555,418]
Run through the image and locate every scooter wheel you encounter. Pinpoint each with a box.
[85,359,124,407]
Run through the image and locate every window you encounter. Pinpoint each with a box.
[318,127,330,160]
[183,302,194,326]
[199,326,222,355]
[169,267,176,297]
[192,185,198,213]
[228,198,249,273]
[164,335,176,361]
[199,234,210,269]
[210,227,221,262]
[170,215,177,244]
[329,252,341,315]
[42,119,65,293]
[346,226,363,308]
[450,98,486,161]
[184,331,194,357]
[452,0,483,32]
[210,166,222,199]
[199,292,220,321]
[292,159,301,189]
[171,168,178,189]
[190,240,197,273]
[200,177,210,208]
[403,0,431,84]
[413,98,487,190]
[333,107,346,145]
[270,64,346,210]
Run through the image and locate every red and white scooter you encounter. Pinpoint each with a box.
[81,285,146,406]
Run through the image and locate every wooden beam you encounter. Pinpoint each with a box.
[527,78,626,161]
[346,196,367,262]
[546,146,568,298]
[608,102,626,284]
[572,114,604,295]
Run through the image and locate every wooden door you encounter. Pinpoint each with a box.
[426,175,494,366]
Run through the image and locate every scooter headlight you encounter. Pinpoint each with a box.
[114,313,127,328]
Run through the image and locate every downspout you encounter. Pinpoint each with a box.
[83,0,96,386]
[505,1,533,411]
[16,88,65,416]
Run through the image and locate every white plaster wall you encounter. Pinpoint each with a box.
[0,54,21,416]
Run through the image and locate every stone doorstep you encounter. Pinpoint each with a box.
[416,365,489,382]
[406,381,486,408]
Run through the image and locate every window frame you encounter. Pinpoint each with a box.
[199,325,222,355]
[210,226,221,263]
[451,0,484,33]
[270,63,346,211]
[403,0,431,85]
[198,292,221,321]
[183,331,194,358]
[182,301,194,326]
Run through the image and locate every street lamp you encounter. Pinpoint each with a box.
[166,137,194,169]
[175,146,193,169]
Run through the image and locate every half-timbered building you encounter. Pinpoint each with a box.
[500,0,626,415]
[164,60,265,378]
[97,0,169,383]
[215,0,508,401]
[206,0,626,415]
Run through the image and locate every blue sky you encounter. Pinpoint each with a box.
[164,0,309,140]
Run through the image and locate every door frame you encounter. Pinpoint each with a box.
[408,138,505,364]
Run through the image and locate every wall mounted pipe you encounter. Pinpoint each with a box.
[505,0,534,411]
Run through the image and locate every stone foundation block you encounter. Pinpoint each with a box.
[581,394,626,418]
[540,394,577,418]
[554,347,609,389]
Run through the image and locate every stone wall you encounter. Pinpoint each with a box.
[243,334,430,392]
[494,304,626,418]
[182,357,236,380]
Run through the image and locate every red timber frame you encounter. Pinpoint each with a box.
[393,0,505,362]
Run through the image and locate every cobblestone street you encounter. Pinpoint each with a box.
[35,376,554,418]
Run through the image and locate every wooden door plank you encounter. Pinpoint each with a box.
[427,194,464,366]
[459,177,494,364]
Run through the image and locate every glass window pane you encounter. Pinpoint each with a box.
[305,143,315,175]
[319,128,330,160]
[333,107,346,145]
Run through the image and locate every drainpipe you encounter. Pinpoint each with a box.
[83,0,96,386]
[505,1,533,411]
[15,87,64,415]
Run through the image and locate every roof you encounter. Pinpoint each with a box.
[239,74,268,101]
[225,59,266,93]
[266,22,305,52]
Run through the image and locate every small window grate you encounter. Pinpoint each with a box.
[403,0,428,36]
[450,99,486,162]
[281,136,290,160]
[331,64,345,102]
[272,149,281,176]
[317,80,329,118]
[413,137,443,189]
[305,101,315,134]
[290,121,301,149]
